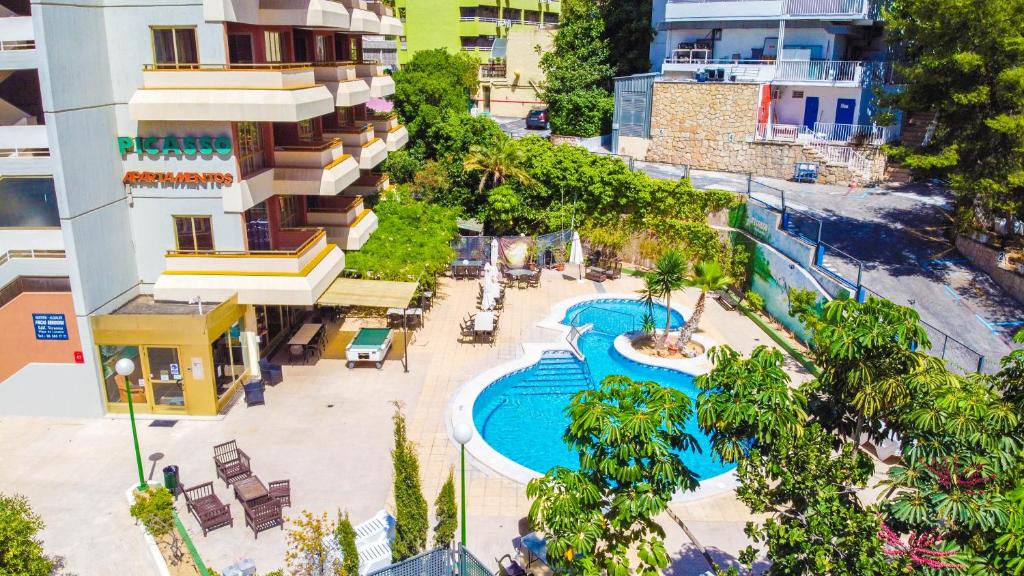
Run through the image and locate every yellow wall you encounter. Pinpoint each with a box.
[91,297,249,416]
[475,27,555,118]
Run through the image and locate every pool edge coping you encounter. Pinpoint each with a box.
[447,293,740,501]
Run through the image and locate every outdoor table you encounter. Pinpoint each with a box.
[288,323,323,347]
[508,268,533,278]
[520,531,548,568]
[386,307,423,317]
[473,311,495,333]
[233,476,268,505]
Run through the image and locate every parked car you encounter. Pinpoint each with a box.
[525,108,549,130]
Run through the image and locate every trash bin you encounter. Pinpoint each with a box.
[243,378,265,407]
[162,465,179,496]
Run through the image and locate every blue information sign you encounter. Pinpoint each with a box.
[33,313,68,341]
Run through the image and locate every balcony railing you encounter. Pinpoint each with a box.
[666,0,868,17]
[167,228,324,257]
[755,123,802,142]
[774,60,861,82]
[480,64,507,78]
[812,122,900,145]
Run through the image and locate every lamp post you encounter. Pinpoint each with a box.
[116,357,147,492]
[453,421,474,550]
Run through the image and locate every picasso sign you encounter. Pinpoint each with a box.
[117,135,233,156]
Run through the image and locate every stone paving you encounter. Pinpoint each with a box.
[0,269,812,576]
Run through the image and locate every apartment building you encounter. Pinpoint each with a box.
[393,0,559,64]
[474,26,553,117]
[0,0,406,418]
[614,0,896,184]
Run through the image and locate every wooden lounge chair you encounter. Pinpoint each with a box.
[214,440,252,486]
[183,482,232,536]
[243,496,283,539]
[268,480,291,508]
[605,262,622,280]
[585,267,607,282]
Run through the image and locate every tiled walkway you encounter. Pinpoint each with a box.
[0,269,811,576]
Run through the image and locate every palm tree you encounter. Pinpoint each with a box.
[463,139,536,194]
[676,260,733,349]
[637,250,686,349]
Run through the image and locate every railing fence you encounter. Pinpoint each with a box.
[746,177,989,373]
[366,545,491,576]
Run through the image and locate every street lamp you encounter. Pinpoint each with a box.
[116,357,147,492]
[453,420,474,549]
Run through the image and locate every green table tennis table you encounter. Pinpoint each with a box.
[345,328,393,369]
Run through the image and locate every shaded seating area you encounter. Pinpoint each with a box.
[583,256,622,283]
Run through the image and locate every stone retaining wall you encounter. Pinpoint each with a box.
[956,235,1024,307]
[645,81,883,185]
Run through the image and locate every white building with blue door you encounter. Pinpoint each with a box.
[646,0,896,143]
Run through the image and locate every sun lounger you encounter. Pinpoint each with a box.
[354,509,396,546]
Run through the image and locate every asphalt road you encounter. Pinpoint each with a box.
[636,161,1023,371]
[492,116,551,139]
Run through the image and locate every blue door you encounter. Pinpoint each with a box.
[802,96,820,130]
[835,98,856,126]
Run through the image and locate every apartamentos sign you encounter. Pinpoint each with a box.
[117,135,232,156]
[122,171,234,186]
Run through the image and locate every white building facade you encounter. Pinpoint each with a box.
[0,0,405,418]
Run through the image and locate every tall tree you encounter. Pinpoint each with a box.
[334,512,360,576]
[391,404,428,561]
[637,250,686,349]
[527,376,700,576]
[676,260,733,349]
[803,297,931,443]
[539,0,615,136]
[392,49,479,152]
[598,0,655,76]
[884,0,1024,228]
[695,345,807,463]
[462,138,537,194]
[432,469,457,549]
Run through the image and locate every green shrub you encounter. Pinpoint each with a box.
[745,290,765,311]
[382,150,423,184]
[433,468,457,548]
[0,493,56,576]
[129,487,175,539]
[334,512,360,576]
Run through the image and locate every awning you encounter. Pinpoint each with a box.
[317,277,418,308]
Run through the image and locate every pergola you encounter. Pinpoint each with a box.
[317,278,419,372]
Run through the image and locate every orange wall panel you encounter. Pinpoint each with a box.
[0,292,81,383]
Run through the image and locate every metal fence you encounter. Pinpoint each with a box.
[366,546,492,576]
[745,176,989,373]
[451,230,573,267]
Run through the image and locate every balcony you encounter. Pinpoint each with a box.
[661,55,863,86]
[305,195,378,249]
[664,0,870,21]
[0,125,51,176]
[272,139,361,196]
[346,137,387,169]
[154,228,346,306]
[129,64,335,122]
[313,62,371,106]
[480,63,507,79]
[347,171,390,195]
[203,0,350,27]
[369,115,408,152]
[355,61,395,97]
[0,17,36,70]
[340,0,381,32]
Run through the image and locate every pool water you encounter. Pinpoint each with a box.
[472,298,735,479]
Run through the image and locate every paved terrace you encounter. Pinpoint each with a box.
[0,270,811,576]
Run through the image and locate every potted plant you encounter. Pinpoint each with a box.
[552,240,569,271]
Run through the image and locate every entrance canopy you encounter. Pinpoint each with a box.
[317,278,418,309]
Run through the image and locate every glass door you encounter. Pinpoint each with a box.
[144,347,186,411]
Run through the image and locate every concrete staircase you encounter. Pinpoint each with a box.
[900,112,937,147]
[801,141,875,183]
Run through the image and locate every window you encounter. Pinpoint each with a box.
[460,6,477,20]
[152,27,198,68]
[297,119,316,142]
[337,107,355,125]
[400,36,407,50]
[236,122,266,177]
[264,31,283,62]
[0,178,59,228]
[524,10,540,23]
[228,33,254,64]
[278,196,301,228]
[398,7,406,22]
[174,216,214,252]
[100,345,143,404]
[543,12,559,25]
[314,35,328,63]
[506,8,523,23]
[212,321,246,399]
[245,203,271,251]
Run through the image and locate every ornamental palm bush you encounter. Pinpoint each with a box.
[637,250,686,349]
[463,138,537,194]
[676,260,733,349]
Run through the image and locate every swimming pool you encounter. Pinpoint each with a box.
[471,298,735,480]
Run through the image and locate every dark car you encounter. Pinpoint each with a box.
[525,109,549,130]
